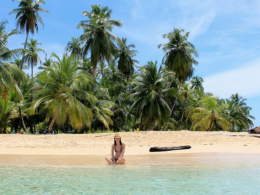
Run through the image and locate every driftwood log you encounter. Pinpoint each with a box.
[247,127,260,134]
[149,145,191,152]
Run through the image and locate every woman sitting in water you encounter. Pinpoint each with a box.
[105,134,125,164]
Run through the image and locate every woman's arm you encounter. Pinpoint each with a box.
[118,144,125,160]
[111,144,115,161]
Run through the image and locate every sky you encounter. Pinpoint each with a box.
[1,0,260,126]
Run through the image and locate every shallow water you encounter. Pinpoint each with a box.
[0,154,260,195]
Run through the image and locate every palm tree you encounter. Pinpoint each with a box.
[0,98,21,134]
[190,76,204,90]
[189,96,230,131]
[11,58,28,69]
[158,28,198,83]
[0,21,27,131]
[10,0,49,70]
[92,88,114,130]
[31,53,96,133]
[65,37,82,60]
[130,61,175,130]
[0,21,21,63]
[78,5,122,80]
[23,38,45,78]
[38,54,52,70]
[116,38,138,77]
[0,21,25,94]
[226,94,254,131]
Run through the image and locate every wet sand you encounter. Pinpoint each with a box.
[0,153,260,166]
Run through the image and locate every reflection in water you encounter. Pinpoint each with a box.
[0,153,260,166]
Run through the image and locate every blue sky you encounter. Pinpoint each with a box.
[1,0,260,127]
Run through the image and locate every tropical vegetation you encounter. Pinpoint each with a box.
[0,2,255,133]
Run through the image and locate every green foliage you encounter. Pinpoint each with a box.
[1,4,255,134]
[78,5,122,79]
[23,38,45,77]
[10,0,50,35]
[65,37,82,60]
[116,38,138,77]
[159,28,198,82]
[129,61,173,130]
[32,53,95,132]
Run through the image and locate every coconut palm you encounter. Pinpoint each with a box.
[10,0,49,70]
[32,53,96,133]
[0,21,22,62]
[38,54,52,70]
[0,98,20,134]
[116,38,138,77]
[130,61,175,130]
[92,88,114,130]
[78,5,122,80]
[11,58,28,69]
[0,21,24,98]
[65,37,82,60]
[189,96,230,131]
[96,62,106,79]
[190,76,204,90]
[23,38,45,78]
[0,20,27,131]
[226,94,254,131]
[158,28,198,83]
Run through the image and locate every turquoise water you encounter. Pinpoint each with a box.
[0,164,259,195]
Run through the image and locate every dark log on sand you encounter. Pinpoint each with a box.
[149,145,191,152]
[247,127,260,134]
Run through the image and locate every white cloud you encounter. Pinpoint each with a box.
[203,58,260,98]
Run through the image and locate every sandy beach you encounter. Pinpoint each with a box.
[0,131,259,156]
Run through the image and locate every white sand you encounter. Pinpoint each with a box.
[0,131,259,156]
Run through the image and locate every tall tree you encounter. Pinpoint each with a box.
[0,21,26,131]
[78,5,122,80]
[116,38,138,77]
[227,94,254,131]
[189,96,230,131]
[38,54,52,70]
[23,38,45,78]
[190,76,204,90]
[65,37,82,60]
[11,58,28,69]
[130,61,175,130]
[10,0,49,70]
[158,28,198,83]
[32,53,96,133]
[0,21,21,63]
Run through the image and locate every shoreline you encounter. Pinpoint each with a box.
[1,152,260,166]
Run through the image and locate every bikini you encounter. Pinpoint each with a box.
[114,145,122,161]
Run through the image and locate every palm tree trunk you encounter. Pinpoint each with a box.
[163,99,177,130]
[31,63,33,78]
[92,64,97,80]
[168,76,175,88]
[20,32,29,70]
[48,117,56,133]
[151,120,157,131]
[146,116,150,131]
[17,32,29,132]
[29,117,33,133]
[206,120,213,131]
[19,106,27,132]
[190,121,194,131]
